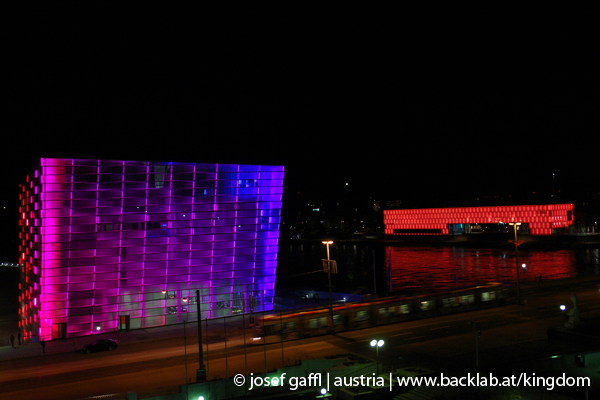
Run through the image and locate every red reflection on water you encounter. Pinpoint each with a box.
[384,247,577,292]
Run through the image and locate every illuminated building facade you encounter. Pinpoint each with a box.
[384,204,574,236]
[19,158,284,341]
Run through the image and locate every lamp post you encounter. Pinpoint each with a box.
[509,222,522,305]
[196,289,206,382]
[499,221,523,305]
[471,322,481,369]
[370,339,384,375]
[322,241,334,334]
[183,320,188,386]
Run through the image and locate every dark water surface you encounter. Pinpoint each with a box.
[276,242,600,295]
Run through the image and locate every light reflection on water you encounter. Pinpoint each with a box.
[385,247,578,292]
[277,243,600,294]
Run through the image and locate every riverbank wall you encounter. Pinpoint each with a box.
[282,232,600,249]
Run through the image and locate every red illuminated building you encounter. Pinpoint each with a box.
[384,204,574,236]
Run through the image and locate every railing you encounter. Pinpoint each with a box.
[72,385,181,400]
[521,272,581,284]
[137,385,180,399]
[76,393,129,400]
[0,335,32,347]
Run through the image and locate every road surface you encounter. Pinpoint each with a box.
[2,278,599,399]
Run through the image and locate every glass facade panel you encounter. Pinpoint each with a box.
[19,158,284,341]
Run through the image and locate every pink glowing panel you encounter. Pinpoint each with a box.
[383,204,574,236]
[19,159,284,341]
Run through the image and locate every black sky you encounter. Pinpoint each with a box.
[1,6,599,259]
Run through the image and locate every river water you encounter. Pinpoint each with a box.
[276,242,600,295]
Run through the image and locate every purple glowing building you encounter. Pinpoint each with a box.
[19,158,284,341]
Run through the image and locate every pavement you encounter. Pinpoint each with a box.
[0,288,343,363]
[0,321,192,362]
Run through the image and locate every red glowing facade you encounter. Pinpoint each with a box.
[384,204,574,236]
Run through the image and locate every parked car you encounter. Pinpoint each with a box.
[82,339,118,354]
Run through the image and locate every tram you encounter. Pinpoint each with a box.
[254,282,507,344]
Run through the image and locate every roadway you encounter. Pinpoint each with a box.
[1,276,600,399]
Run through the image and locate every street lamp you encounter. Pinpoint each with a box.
[322,240,334,334]
[196,290,206,382]
[509,222,523,305]
[499,221,523,305]
[370,339,384,375]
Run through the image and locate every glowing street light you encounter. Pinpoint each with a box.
[500,221,523,305]
[509,222,523,305]
[322,241,334,334]
[370,339,384,375]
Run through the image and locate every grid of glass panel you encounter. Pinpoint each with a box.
[19,158,284,341]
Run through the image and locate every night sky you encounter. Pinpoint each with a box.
[1,7,599,260]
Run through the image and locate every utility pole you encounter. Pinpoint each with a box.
[389,250,392,292]
[372,250,376,295]
[472,322,481,369]
[184,320,189,385]
[196,290,206,382]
